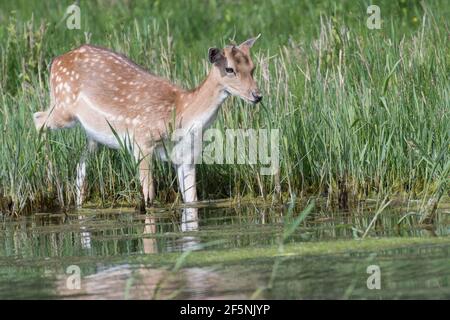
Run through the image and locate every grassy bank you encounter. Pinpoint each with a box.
[0,0,449,214]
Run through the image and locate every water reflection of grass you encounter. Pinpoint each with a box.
[1,211,449,299]
[75,236,450,299]
[1,202,448,267]
[252,197,315,298]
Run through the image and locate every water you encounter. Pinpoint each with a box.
[0,200,449,299]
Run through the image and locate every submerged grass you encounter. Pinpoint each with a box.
[0,0,449,215]
[4,236,448,271]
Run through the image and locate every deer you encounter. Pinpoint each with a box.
[33,35,262,210]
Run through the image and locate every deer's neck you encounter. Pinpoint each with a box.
[176,68,228,130]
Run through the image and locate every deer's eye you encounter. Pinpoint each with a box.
[225,67,235,74]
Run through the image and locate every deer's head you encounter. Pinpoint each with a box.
[208,35,262,104]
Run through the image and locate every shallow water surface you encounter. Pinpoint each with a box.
[0,201,449,299]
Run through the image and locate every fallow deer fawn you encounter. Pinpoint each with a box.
[33,36,262,209]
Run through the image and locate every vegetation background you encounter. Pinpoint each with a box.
[0,0,448,214]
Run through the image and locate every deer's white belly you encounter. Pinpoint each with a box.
[76,93,127,149]
[78,119,122,149]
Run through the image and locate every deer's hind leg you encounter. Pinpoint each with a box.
[140,155,156,207]
[136,149,156,211]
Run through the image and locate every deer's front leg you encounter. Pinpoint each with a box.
[138,154,156,207]
[176,164,197,203]
[76,139,97,208]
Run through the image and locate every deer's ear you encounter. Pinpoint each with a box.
[208,48,224,64]
[239,34,261,52]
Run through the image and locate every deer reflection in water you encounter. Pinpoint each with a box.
[60,207,231,299]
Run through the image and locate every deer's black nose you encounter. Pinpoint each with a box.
[252,91,263,103]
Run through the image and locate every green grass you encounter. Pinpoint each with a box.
[0,0,449,214]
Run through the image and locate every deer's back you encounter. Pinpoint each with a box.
[50,44,181,145]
